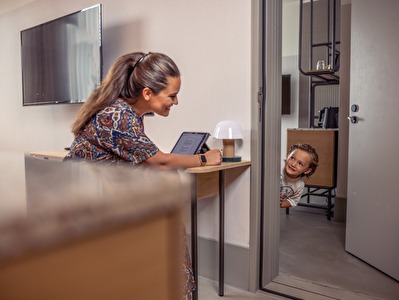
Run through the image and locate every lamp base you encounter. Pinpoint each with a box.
[222,156,241,162]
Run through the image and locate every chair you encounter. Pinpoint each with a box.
[317,106,339,129]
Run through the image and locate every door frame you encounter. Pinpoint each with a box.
[248,0,282,292]
[249,0,338,296]
[249,1,356,298]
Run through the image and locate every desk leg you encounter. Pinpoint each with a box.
[191,174,198,300]
[218,170,225,296]
[327,188,332,221]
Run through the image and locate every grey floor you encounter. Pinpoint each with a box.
[199,203,399,300]
[279,204,399,300]
[198,277,285,300]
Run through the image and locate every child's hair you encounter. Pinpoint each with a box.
[288,143,319,178]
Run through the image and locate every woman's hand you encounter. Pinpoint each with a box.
[145,149,222,169]
[204,149,223,166]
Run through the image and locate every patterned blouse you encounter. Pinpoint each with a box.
[66,98,158,164]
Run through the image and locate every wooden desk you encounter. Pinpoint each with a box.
[186,161,251,298]
[30,150,68,161]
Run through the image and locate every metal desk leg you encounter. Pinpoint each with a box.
[218,170,225,296]
[327,188,332,221]
[191,175,198,300]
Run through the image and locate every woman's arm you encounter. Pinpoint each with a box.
[143,149,222,169]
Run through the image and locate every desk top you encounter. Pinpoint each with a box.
[30,151,251,174]
[185,160,251,174]
[0,152,190,262]
[31,150,68,160]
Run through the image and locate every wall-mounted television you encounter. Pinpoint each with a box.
[21,4,102,106]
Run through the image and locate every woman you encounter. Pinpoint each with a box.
[66,52,222,168]
[66,52,222,298]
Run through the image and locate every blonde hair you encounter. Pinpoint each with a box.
[288,143,319,177]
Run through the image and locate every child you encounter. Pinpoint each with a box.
[280,144,319,208]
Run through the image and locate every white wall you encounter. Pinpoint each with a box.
[281,1,300,163]
[282,0,300,58]
[0,0,252,247]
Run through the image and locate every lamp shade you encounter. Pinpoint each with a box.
[213,120,243,139]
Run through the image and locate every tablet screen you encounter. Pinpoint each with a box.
[171,132,210,155]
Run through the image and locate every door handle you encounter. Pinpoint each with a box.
[347,116,359,124]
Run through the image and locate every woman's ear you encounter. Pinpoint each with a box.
[142,87,152,101]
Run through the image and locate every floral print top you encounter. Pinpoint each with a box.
[65,98,158,164]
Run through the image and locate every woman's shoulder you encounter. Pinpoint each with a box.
[110,98,132,110]
[100,99,136,116]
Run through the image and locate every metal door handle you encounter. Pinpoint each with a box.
[348,116,359,124]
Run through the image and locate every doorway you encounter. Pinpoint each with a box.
[257,0,399,299]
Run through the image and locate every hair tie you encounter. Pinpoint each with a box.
[127,53,149,81]
[132,53,149,71]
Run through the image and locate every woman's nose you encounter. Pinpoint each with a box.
[173,96,179,105]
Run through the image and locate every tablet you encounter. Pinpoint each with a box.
[171,132,210,155]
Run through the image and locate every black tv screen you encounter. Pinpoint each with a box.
[21,4,102,106]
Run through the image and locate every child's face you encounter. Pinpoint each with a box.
[284,149,312,179]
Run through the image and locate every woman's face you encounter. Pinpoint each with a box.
[149,77,181,117]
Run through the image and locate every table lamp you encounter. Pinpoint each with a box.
[213,120,243,162]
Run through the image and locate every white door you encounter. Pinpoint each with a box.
[345,0,399,280]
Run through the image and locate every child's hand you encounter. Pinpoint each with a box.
[280,200,292,208]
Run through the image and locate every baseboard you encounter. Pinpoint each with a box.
[189,236,250,291]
